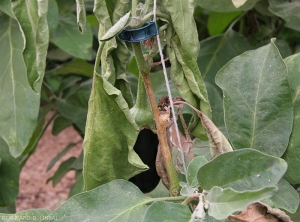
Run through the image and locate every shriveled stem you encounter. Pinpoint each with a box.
[132,42,180,196]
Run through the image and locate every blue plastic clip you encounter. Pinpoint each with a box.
[118,21,158,43]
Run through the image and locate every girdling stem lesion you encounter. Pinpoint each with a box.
[131,42,180,196]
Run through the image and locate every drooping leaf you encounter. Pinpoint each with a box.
[50,13,93,60]
[75,0,86,33]
[263,178,299,214]
[0,209,51,222]
[187,156,208,187]
[198,149,287,191]
[196,0,260,12]
[100,12,131,41]
[0,137,19,207]
[83,74,147,191]
[197,110,233,158]
[207,186,276,220]
[0,13,40,157]
[47,143,77,171]
[143,201,191,222]
[215,39,293,157]
[169,35,211,139]
[198,29,250,95]
[269,0,300,30]
[207,11,241,36]
[12,0,49,93]
[47,180,149,221]
[56,59,94,77]
[283,53,300,184]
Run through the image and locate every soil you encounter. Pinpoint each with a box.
[16,122,83,211]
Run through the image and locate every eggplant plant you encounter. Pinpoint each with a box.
[1,0,300,221]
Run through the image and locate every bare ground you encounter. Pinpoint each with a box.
[16,123,83,211]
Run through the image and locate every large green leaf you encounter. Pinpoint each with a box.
[83,74,147,191]
[50,13,93,60]
[0,13,40,157]
[268,0,300,30]
[196,0,260,12]
[215,39,293,157]
[263,178,299,214]
[143,201,191,222]
[0,137,19,207]
[283,53,300,184]
[207,186,276,220]
[12,0,49,93]
[47,180,149,221]
[198,149,287,191]
[0,209,51,222]
[198,29,250,94]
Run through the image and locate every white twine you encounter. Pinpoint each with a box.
[153,0,187,176]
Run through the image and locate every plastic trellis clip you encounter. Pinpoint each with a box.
[118,21,158,43]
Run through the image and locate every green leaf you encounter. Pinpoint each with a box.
[187,156,208,187]
[50,13,93,60]
[47,143,77,172]
[196,0,260,12]
[56,84,91,133]
[215,39,293,157]
[0,13,40,157]
[208,11,241,36]
[198,29,250,95]
[100,12,131,41]
[47,0,59,35]
[52,116,73,136]
[56,59,94,77]
[49,157,77,187]
[12,0,49,93]
[207,186,276,220]
[159,0,200,59]
[83,74,147,191]
[0,209,51,222]
[46,180,149,221]
[283,53,300,184]
[170,35,211,139]
[198,149,287,191]
[143,201,191,222]
[0,137,19,207]
[263,178,299,214]
[0,0,14,18]
[269,0,300,30]
[76,0,86,33]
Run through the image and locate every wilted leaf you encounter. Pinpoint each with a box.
[263,179,299,214]
[198,149,287,191]
[197,110,233,158]
[76,0,86,33]
[100,12,131,41]
[0,137,19,207]
[83,74,147,191]
[282,53,300,184]
[196,0,260,12]
[143,201,191,222]
[50,13,93,60]
[0,13,40,157]
[216,39,293,157]
[12,0,49,93]
[207,186,276,220]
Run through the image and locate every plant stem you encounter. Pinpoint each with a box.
[131,42,180,196]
